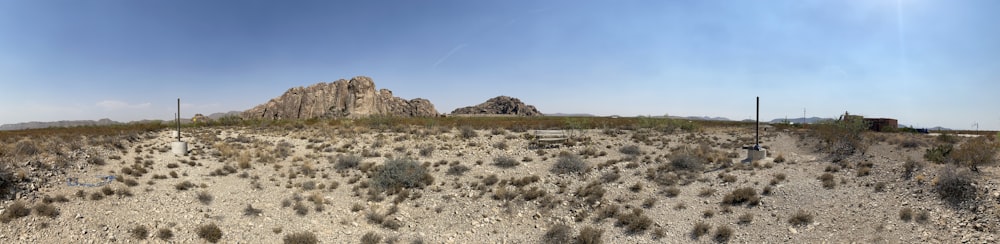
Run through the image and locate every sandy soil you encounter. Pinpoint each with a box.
[1,125,998,243]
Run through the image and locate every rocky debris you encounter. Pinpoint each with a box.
[242,76,438,120]
[450,96,542,116]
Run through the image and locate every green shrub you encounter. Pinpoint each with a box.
[551,154,589,175]
[371,158,433,192]
[196,223,223,243]
[924,144,953,164]
[283,231,318,244]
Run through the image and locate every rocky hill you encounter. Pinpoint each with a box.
[243,76,438,120]
[451,96,542,116]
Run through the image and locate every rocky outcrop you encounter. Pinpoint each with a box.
[450,96,542,116]
[242,76,438,120]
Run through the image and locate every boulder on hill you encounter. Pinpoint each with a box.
[451,96,542,116]
[242,76,439,120]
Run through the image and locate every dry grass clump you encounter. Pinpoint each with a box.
[446,164,470,176]
[157,228,173,240]
[197,191,214,205]
[33,202,59,218]
[902,158,923,179]
[371,157,433,192]
[459,126,477,139]
[738,213,753,224]
[335,155,362,170]
[951,136,998,172]
[670,153,706,172]
[935,165,977,207]
[283,231,318,244]
[818,173,836,189]
[130,225,149,240]
[551,154,589,175]
[360,231,382,244]
[788,210,814,226]
[175,181,196,191]
[244,204,263,217]
[619,145,642,156]
[615,208,652,234]
[691,221,711,239]
[664,186,681,197]
[543,224,572,244]
[0,201,30,223]
[576,181,606,205]
[576,226,604,244]
[721,187,759,206]
[196,223,223,243]
[714,226,733,243]
[493,156,520,168]
[899,207,913,221]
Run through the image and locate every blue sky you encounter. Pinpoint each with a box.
[1,0,997,130]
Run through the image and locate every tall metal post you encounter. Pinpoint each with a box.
[176,98,181,141]
[755,97,759,149]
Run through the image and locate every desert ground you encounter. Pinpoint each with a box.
[1,120,998,243]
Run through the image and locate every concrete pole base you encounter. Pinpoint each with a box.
[171,141,188,156]
[747,149,767,162]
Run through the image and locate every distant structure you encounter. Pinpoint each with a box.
[839,112,898,132]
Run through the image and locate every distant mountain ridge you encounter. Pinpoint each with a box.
[0,119,121,131]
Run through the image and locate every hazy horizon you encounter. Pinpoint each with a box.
[2,1,998,130]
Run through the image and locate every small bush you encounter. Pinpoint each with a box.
[664,186,681,197]
[952,137,998,172]
[721,187,759,206]
[773,154,786,163]
[446,164,470,176]
[899,207,913,221]
[197,191,214,205]
[493,156,520,168]
[175,181,195,191]
[903,159,922,179]
[418,145,435,157]
[460,127,477,139]
[130,225,149,240]
[551,154,589,175]
[738,213,753,224]
[0,201,30,223]
[360,232,382,244]
[543,224,572,244]
[924,144,953,164]
[283,231,318,244]
[818,173,836,189]
[196,223,223,243]
[671,153,705,172]
[788,210,813,226]
[915,210,930,223]
[714,226,733,243]
[576,181,606,205]
[244,204,263,216]
[33,203,59,218]
[335,155,362,170]
[691,221,711,239]
[371,158,433,192]
[935,166,976,207]
[615,209,652,234]
[157,228,173,240]
[577,226,604,244]
[619,145,641,156]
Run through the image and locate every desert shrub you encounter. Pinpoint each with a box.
[899,207,913,221]
[418,144,435,157]
[915,210,930,223]
[0,201,30,223]
[664,186,681,197]
[924,144,953,164]
[935,165,976,207]
[543,224,573,244]
[702,209,715,218]
[33,203,59,218]
[335,155,362,170]
[691,221,711,239]
[197,191,214,205]
[90,192,104,200]
[130,225,149,239]
[371,158,433,192]
[812,118,868,161]
[670,153,705,172]
[619,145,641,156]
[714,226,733,243]
[773,154,786,163]
[721,187,759,206]
[594,204,620,222]
[576,181,606,205]
[175,181,195,191]
[157,228,173,240]
[698,188,716,197]
[446,164,470,176]
[360,232,382,244]
[788,210,813,226]
[900,138,924,148]
[818,173,836,189]
[196,223,223,243]
[903,159,923,179]
[615,209,652,234]
[738,213,753,224]
[460,127,477,139]
[951,137,998,172]
[493,156,520,168]
[551,154,589,175]
[576,226,604,244]
[283,231,318,244]
[493,142,509,150]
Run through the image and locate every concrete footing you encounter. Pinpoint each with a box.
[171,141,188,156]
[747,148,767,161]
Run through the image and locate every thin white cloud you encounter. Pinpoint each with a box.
[96,100,152,110]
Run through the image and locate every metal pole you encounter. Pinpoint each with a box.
[755,97,759,149]
[176,98,181,141]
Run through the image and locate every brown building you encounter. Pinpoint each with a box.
[864,118,898,132]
